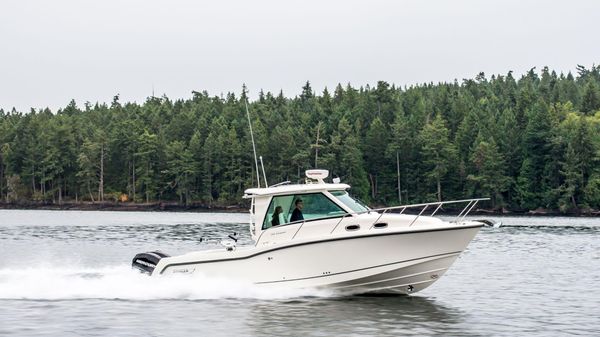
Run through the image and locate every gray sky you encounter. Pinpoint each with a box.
[1,0,599,112]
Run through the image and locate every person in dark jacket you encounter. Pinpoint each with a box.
[271,206,283,226]
[290,199,304,222]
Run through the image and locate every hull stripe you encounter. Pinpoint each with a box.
[331,267,448,290]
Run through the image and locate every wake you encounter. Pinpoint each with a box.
[0,265,332,301]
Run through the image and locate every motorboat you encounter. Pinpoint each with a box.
[132,169,486,294]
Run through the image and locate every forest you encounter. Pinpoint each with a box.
[1,65,600,213]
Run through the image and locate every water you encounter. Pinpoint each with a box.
[0,210,598,336]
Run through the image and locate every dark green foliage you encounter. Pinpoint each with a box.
[581,79,600,114]
[467,136,509,208]
[1,65,600,212]
[517,102,553,209]
[364,117,391,201]
[418,114,458,202]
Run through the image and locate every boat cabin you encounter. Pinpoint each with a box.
[243,170,369,242]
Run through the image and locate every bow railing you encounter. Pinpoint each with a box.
[328,198,490,234]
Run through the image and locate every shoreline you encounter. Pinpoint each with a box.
[0,201,248,213]
[0,201,598,216]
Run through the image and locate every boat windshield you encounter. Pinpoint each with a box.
[262,192,347,229]
[330,191,369,213]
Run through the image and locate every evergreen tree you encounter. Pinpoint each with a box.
[330,117,369,200]
[466,136,509,207]
[135,130,159,203]
[581,79,600,114]
[517,102,552,209]
[76,130,108,202]
[164,141,196,205]
[364,117,390,201]
[558,143,582,212]
[418,114,457,202]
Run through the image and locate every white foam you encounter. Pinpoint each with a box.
[0,265,333,300]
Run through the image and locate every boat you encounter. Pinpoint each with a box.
[132,169,486,295]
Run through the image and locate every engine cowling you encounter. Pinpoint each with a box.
[132,251,170,275]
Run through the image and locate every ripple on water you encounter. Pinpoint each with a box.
[0,211,599,336]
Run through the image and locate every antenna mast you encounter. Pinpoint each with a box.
[259,156,268,187]
[313,121,322,168]
[245,98,261,188]
[397,151,402,204]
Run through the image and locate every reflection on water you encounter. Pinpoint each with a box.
[0,296,465,337]
[249,295,468,337]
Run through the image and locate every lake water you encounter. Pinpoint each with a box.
[0,210,598,336]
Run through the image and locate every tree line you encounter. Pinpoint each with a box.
[1,65,600,213]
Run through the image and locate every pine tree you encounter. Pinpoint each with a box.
[467,136,509,207]
[558,143,581,212]
[418,114,458,202]
[581,79,600,114]
[331,117,369,200]
[364,117,390,201]
[135,130,159,203]
[517,102,552,209]
[164,141,196,205]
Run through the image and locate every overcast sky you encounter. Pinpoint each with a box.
[1,0,599,112]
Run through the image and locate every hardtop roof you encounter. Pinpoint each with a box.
[243,183,351,198]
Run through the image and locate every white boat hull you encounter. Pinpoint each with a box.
[150,223,481,294]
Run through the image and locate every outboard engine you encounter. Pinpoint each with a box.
[132,250,170,275]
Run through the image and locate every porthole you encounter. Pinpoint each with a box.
[345,224,360,231]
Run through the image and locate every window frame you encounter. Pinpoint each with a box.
[261,192,348,230]
[329,190,370,213]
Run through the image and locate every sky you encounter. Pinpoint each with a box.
[1,0,599,112]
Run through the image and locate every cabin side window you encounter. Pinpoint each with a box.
[262,193,346,229]
[262,195,294,230]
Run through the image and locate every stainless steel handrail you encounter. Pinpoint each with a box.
[330,214,351,233]
[351,198,490,231]
[291,220,306,240]
[454,200,473,222]
[407,204,429,227]
[458,199,481,223]
[365,198,489,215]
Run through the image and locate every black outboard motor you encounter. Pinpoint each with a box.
[132,251,170,275]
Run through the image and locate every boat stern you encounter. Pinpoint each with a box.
[131,250,170,275]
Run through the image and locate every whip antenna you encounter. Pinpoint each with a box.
[259,155,268,187]
[245,98,261,188]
